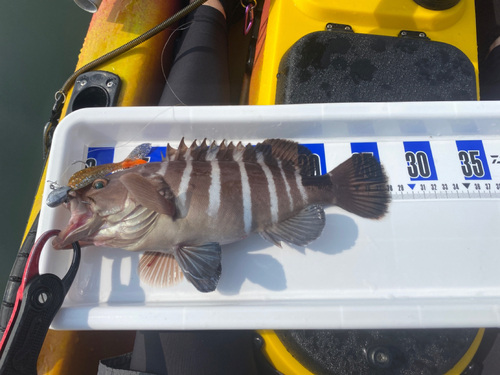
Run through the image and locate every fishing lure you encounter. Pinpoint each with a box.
[46,143,151,208]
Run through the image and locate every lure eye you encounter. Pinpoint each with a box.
[92,179,108,190]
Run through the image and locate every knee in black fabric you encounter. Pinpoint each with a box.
[129,331,259,375]
[159,6,230,106]
[480,45,500,100]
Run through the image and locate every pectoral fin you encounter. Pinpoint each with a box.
[260,204,326,247]
[120,173,175,217]
[139,251,184,287]
[174,243,222,293]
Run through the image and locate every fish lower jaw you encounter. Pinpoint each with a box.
[53,211,96,249]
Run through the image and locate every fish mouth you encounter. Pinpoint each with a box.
[52,197,103,249]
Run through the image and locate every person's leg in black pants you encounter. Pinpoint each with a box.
[128,2,257,374]
[480,37,500,100]
[159,1,230,106]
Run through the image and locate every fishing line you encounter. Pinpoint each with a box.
[59,0,209,96]
[113,106,178,148]
[52,106,179,185]
[71,161,88,167]
[161,22,195,82]
[44,0,209,159]
[161,21,195,107]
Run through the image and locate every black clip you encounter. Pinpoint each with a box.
[0,230,80,375]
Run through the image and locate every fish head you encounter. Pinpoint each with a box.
[51,176,129,250]
[52,166,176,250]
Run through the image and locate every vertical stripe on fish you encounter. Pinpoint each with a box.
[281,166,304,212]
[238,161,253,233]
[207,160,220,217]
[177,161,193,217]
[295,171,308,204]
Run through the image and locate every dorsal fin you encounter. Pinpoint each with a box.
[206,141,219,161]
[216,141,230,160]
[296,143,315,176]
[190,139,210,161]
[262,139,298,163]
[173,138,188,161]
[242,143,256,162]
[222,142,236,161]
[254,142,274,161]
[263,139,314,175]
[196,139,209,161]
[166,143,176,161]
[232,142,246,161]
[181,139,197,161]
[162,139,314,175]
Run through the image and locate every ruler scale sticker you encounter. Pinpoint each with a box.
[87,139,500,201]
[388,139,500,200]
[323,139,500,201]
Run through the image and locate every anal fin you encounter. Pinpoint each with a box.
[174,243,222,293]
[139,251,184,287]
[260,205,326,247]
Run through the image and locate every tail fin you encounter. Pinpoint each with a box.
[328,154,390,219]
[122,143,152,168]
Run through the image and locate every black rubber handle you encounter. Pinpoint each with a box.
[0,274,65,375]
[0,215,39,341]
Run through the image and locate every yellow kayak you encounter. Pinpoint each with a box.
[7,0,487,373]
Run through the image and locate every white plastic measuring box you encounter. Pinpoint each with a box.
[38,102,500,330]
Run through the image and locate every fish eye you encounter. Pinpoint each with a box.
[92,179,108,190]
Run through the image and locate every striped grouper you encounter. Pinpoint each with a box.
[52,139,390,292]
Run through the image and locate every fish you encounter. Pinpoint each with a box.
[46,143,152,208]
[51,138,390,293]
